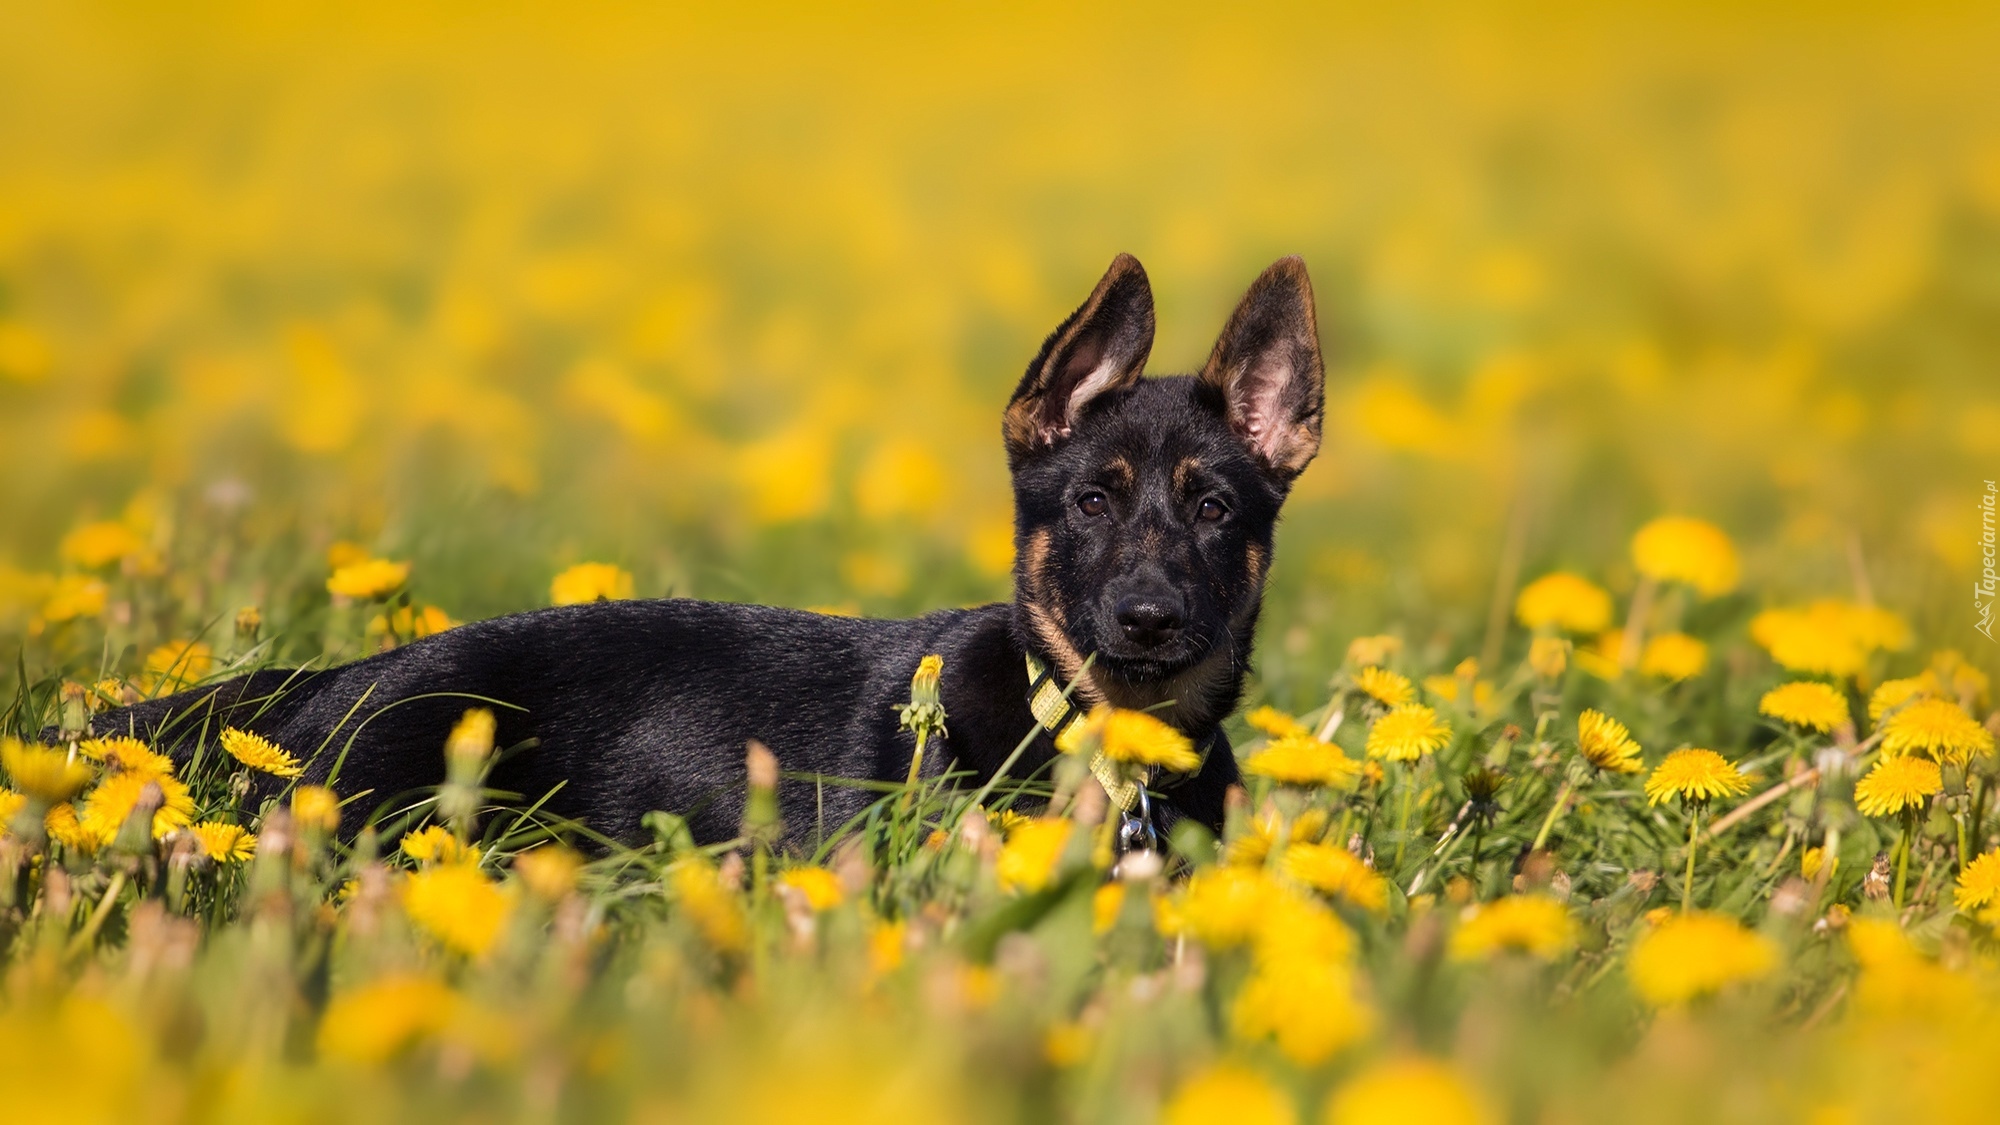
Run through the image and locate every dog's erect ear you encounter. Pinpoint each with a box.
[1004,253,1155,454]
[1199,256,1325,481]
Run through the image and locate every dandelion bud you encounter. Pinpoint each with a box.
[234,605,263,643]
[58,682,90,739]
[445,708,496,771]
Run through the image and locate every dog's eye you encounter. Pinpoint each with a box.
[1077,491,1109,518]
[1197,497,1228,523]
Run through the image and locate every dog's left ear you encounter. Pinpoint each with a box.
[1005,253,1155,456]
[1199,256,1325,481]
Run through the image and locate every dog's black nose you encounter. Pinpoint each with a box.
[1115,594,1185,648]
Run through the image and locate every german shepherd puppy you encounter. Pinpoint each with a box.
[78,254,1325,847]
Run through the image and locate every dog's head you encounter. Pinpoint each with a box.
[1005,253,1324,725]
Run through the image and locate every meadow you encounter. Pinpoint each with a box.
[2,3,2000,1122]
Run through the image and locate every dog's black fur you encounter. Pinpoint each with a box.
[74,254,1326,847]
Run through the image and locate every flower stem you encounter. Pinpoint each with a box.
[1531,777,1577,853]
[1681,804,1701,913]
[1393,765,1415,870]
[1894,817,1913,908]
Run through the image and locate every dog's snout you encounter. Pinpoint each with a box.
[1114,593,1185,649]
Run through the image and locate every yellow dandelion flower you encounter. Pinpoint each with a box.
[79,771,196,842]
[220,727,303,777]
[1880,697,1994,764]
[292,785,342,832]
[1232,955,1373,1066]
[1639,632,1707,681]
[1527,635,1570,679]
[143,640,214,691]
[1868,677,1930,721]
[1631,516,1738,597]
[44,802,97,853]
[188,821,256,863]
[326,540,371,570]
[1853,755,1942,818]
[1355,666,1415,707]
[1514,572,1613,634]
[1227,808,1332,868]
[1749,600,1902,679]
[1281,841,1388,912]
[1,738,95,804]
[326,557,411,600]
[1164,1062,1297,1125]
[1326,1058,1492,1125]
[1627,911,1776,1005]
[1953,850,2000,913]
[60,521,145,569]
[1758,681,1849,733]
[1160,866,1279,949]
[0,787,22,824]
[40,575,108,623]
[1801,846,1834,882]
[669,856,747,952]
[1448,896,1576,961]
[445,708,496,768]
[512,846,583,900]
[1345,634,1402,667]
[1643,748,1749,806]
[403,865,514,958]
[1932,649,1990,707]
[1043,1021,1094,1069]
[367,603,455,640]
[401,825,481,866]
[80,737,174,782]
[778,866,844,912]
[1091,882,1125,934]
[1058,705,1198,770]
[550,562,635,605]
[1422,674,1493,709]
[995,817,1072,894]
[1365,704,1450,761]
[1576,709,1643,774]
[317,975,457,1066]
[1255,885,1357,964]
[1246,705,1311,740]
[1244,734,1360,788]
[867,918,907,976]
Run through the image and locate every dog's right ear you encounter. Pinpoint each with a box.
[1004,253,1154,455]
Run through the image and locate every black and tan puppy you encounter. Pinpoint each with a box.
[81,254,1326,847]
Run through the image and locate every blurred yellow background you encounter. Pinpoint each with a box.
[2,1,1996,696]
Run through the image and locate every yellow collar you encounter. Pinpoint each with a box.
[1025,651,1147,814]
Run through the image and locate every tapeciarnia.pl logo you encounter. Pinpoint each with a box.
[1980,480,1997,641]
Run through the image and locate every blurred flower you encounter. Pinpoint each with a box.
[1160,867,1276,949]
[317,975,456,1065]
[40,576,108,623]
[779,866,844,911]
[1628,912,1776,1005]
[867,919,907,976]
[0,788,22,823]
[1091,882,1125,934]
[1244,735,1360,787]
[188,821,256,863]
[402,864,514,957]
[401,825,481,866]
[1345,635,1402,667]
[142,640,213,691]
[1514,573,1612,634]
[1164,1062,1296,1125]
[1953,850,2000,912]
[514,846,584,901]
[1576,709,1643,773]
[2,738,94,804]
[80,771,195,841]
[44,802,96,852]
[367,603,455,640]
[1759,681,1849,732]
[669,857,747,952]
[292,785,342,832]
[326,541,372,570]
[550,562,635,605]
[995,818,1071,893]
[327,558,410,600]
[1750,601,1908,678]
[1528,636,1570,679]
[1853,755,1942,818]
[1043,1022,1094,1068]
[1233,957,1373,1065]
[1639,632,1707,680]
[59,521,144,569]
[1801,846,1834,882]
[1354,666,1414,707]
[220,728,303,778]
[1056,705,1198,770]
[1326,1057,1493,1125]
[1366,704,1450,761]
[1867,676,1930,720]
[1281,842,1388,912]
[1631,517,1739,596]
[1880,697,1993,764]
[1449,896,1576,961]
[445,708,496,769]
[1245,706,1311,740]
[1643,749,1749,806]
